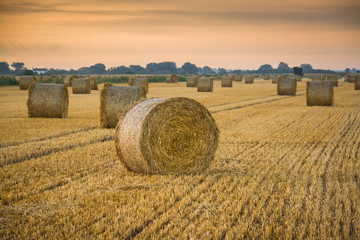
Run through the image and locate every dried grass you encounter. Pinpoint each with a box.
[306,81,334,106]
[277,78,297,96]
[19,76,36,90]
[100,82,146,128]
[186,76,200,87]
[245,76,254,84]
[72,78,91,94]
[221,77,233,87]
[197,77,213,92]
[27,83,68,118]
[114,97,219,174]
[166,74,178,83]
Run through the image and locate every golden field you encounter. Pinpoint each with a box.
[0,79,359,239]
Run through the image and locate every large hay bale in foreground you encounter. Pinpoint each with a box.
[186,76,199,87]
[89,76,98,90]
[72,78,91,94]
[100,83,146,128]
[27,83,68,118]
[115,97,219,174]
[244,76,254,84]
[197,77,213,92]
[129,77,148,94]
[221,77,232,87]
[306,81,334,106]
[277,78,297,95]
[166,74,178,83]
[64,75,78,87]
[327,75,339,87]
[355,77,360,90]
[19,76,36,90]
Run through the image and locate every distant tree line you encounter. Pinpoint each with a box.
[0,61,354,76]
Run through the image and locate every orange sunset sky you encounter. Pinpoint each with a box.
[0,0,359,70]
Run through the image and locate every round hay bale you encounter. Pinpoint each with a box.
[327,75,339,87]
[19,76,36,90]
[277,78,297,96]
[115,97,219,174]
[244,76,254,84]
[100,83,147,128]
[197,77,213,92]
[166,74,178,83]
[72,78,91,94]
[272,76,280,84]
[27,83,68,118]
[306,81,334,106]
[311,74,326,81]
[221,77,232,87]
[263,74,270,80]
[295,75,302,81]
[129,77,148,94]
[355,77,360,90]
[233,75,242,82]
[186,76,199,87]
[88,76,98,90]
[64,75,78,87]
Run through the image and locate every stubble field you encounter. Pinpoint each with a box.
[1,79,359,239]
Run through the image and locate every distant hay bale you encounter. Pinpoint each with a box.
[306,81,334,106]
[312,74,326,81]
[272,76,280,84]
[197,77,213,92]
[233,75,242,82]
[88,76,98,90]
[277,78,297,96]
[72,78,91,94]
[64,75,78,87]
[263,74,270,80]
[347,74,356,83]
[355,77,360,90]
[19,76,36,90]
[100,82,146,128]
[129,77,149,94]
[244,76,254,84]
[327,75,339,87]
[295,75,302,81]
[114,97,219,174]
[27,83,68,118]
[221,77,232,87]
[186,76,199,87]
[166,74,178,83]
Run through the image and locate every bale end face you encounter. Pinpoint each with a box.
[277,78,297,96]
[306,81,334,106]
[115,97,219,174]
[72,78,91,94]
[27,83,69,118]
[221,77,232,87]
[197,78,213,92]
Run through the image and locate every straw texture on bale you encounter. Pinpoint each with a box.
[197,77,213,92]
[166,74,178,83]
[245,76,254,84]
[72,78,91,94]
[19,76,36,90]
[100,83,146,128]
[277,78,297,96]
[115,97,219,174]
[186,76,199,87]
[129,78,149,94]
[221,77,232,87]
[27,83,68,118]
[64,75,78,87]
[327,75,339,87]
[306,81,334,106]
[355,77,360,90]
[89,76,98,90]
